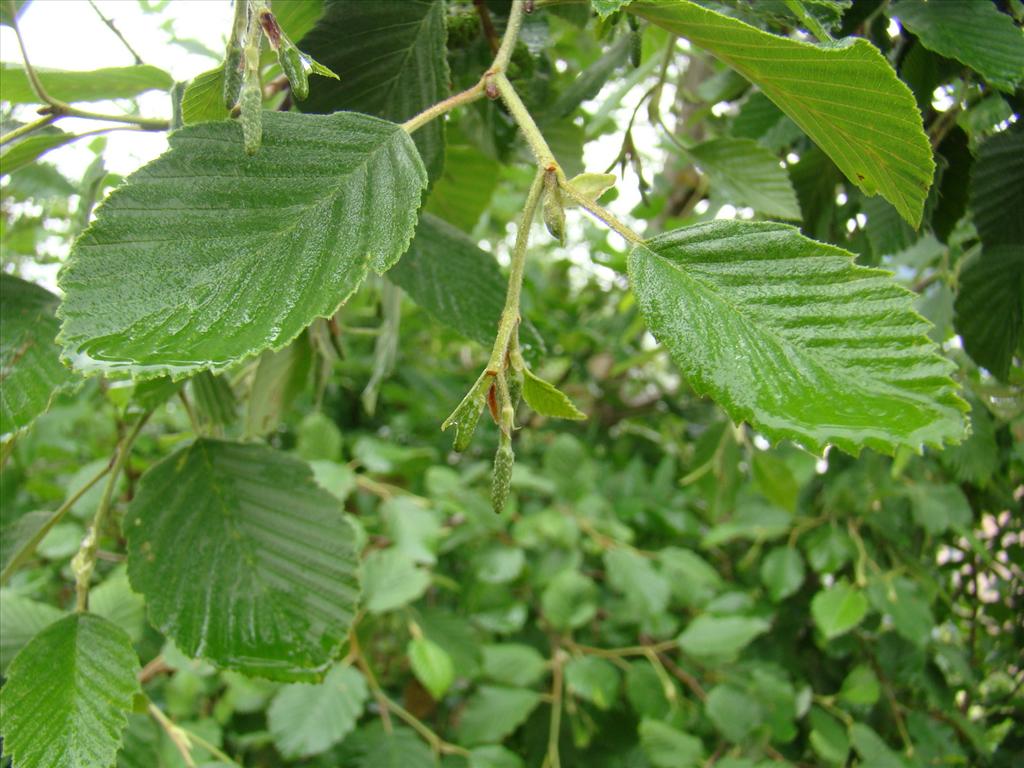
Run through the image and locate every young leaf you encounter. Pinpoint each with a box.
[0,590,64,671]
[267,665,368,759]
[639,719,704,768]
[684,137,801,220]
[890,0,1024,93]
[0,62,173,103]
[628,221,966,455]
[297,0,449,180]
[362,548,431,614]
[181,67,230,124]
[1,274,78,440]
[58,111,426,380]
[0,613,141,768]
[564,172,617,207]
[408,635,455,700]
[125,438,360,681]
[522,366,585,420]
[629,0,934,226]
[0,129,79,175]
[811,580,868,638]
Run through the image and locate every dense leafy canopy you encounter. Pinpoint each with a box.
[1,0,1021,767]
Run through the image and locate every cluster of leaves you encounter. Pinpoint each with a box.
[1,1,1023,767]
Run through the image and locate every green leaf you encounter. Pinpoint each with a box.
[890,1,1024,93]
[338,722,435,768]
[628,221,966,455]
[481,643,548,688]
[867,576,934,648]
[954,246,1023,382]
[839,664,880,706]
[968,126,1024,249]
[297,0,449,180]
[685,137,801,220]
[362,548,431,614]
[676,615,770,662]
[245,338,313,438]
[759,547,805,602]
[181,67,230,125]
[58,111,426,380]
[408,636,454,700]
[639,719,704,768]
[0,613,140,768]
[266,665,368,759]
[906,483,972,535]
[659,547,723,607]
[0,130,79,175]
[1,510,54,583]
[296,411,343,462]
[706,684,762,742]
[454,685,542,746]
[809,706,850,764]
[424,141,500,231]
[125,438,360,681]
[541,569,599,630]
[89,566,147,644]
[940,398,998,487]
[388,214,506,347]
[522,366,585,420]
[850,723,907,768]
[272,0,325,42]
[1,275,78,440]
[702,498,791,547]
[469,745,525,768]
[593,0,632,18]
[549,33,633,118]
[565,656,621,710]
[0,62,173,103]
[811,580,868,639]
[630,0,934,225]
[604,547,671,616]
[0,590,64,672]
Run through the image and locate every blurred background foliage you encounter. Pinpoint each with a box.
[1,1,1022,767]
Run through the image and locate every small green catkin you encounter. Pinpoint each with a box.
[240,73,262,156]
[279,42,309,101]
[491,442,514,514]
[222,43,243,109]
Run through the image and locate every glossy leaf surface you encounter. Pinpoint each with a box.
[125,439,360,680]
[630,0,934,225]
[1,274,78,439]
[297,0,448,180]
[58,111,426,379]
[628,221,966,454]
[0,613,140,768]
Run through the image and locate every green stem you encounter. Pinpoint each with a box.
[402,80,487,134]
[73,412,150,612]
[493,73,556,169]
[560,180,643,244]
[487,167,547,374]
[493,0,528,72]
[0,462,112,586]
[544,646,566,768]
[0,114,56,146]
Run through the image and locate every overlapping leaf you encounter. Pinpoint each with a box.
[297,0,448,180]
[267,665,368,759]
[1,274,78,439]
[0,613,140,768]
[125,438,360,680]
[685,137,801,220]
[891,0,1024,93]
[58,111,426,379]
[629,0,934,226]
[0,62,173,103]
[387,214,505,347]
[628,221,966,454]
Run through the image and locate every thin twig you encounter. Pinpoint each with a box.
[87,0,145,64]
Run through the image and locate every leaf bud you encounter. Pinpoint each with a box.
[222,43,243,109]
[542,171,566,246]
[491,441,514,514]
[279,42,309,101]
